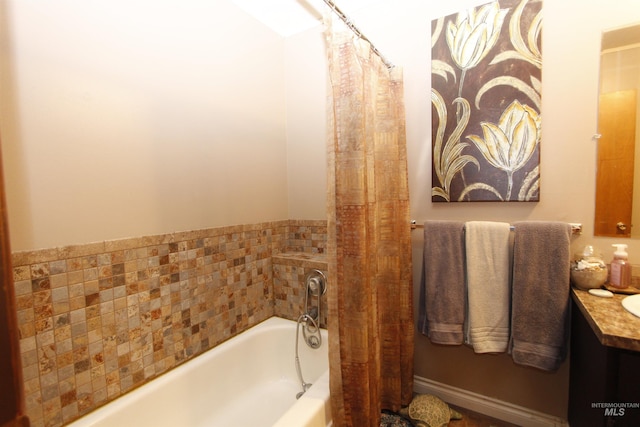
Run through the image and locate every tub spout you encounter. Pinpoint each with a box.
[295,382,312,399]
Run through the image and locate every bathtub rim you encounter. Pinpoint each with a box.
[66,316,330,427]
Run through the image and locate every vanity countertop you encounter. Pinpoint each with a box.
[571,287,640,352]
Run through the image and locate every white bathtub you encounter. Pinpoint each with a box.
[68,317,331,427]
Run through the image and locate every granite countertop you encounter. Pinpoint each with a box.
[571,287,640,352]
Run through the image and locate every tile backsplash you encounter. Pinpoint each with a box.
[273,252,328,329]
[12,219,327,427]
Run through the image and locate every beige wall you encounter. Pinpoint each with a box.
[285,27,328,220]
[286,0,640,261]
[3,0,640,421]
[0,0,289,251]
[284,0,640,419]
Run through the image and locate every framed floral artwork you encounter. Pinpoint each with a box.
[431,0,542,202]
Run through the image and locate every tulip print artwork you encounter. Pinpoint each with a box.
[431,0,542,202]
[467,100,540,200]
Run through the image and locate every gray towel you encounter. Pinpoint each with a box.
[418,221,466,345]
[465,221,512,353]
[510,221,571,371]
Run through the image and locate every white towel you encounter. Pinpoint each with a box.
[464,221,512,353]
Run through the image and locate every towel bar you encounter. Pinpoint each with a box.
[410,220,583,235]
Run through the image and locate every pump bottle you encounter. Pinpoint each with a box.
[609,244,631,289]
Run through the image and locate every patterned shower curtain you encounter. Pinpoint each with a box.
[325,18,414,427]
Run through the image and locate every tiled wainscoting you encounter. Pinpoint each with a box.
[11,219,327,427]
[272,252,328,329]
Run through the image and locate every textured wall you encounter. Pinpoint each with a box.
[273,253,328,329]
[12,219,327,427]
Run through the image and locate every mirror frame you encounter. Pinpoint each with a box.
[594,22,640,238]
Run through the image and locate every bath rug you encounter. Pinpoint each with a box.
[380,410,413,427]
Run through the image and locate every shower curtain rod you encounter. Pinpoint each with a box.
[322,0,394,69]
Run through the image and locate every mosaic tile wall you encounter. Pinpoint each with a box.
[285,219,328,254]
[272,253,328,328]
[12,219,327,427]
[276,220,328,327]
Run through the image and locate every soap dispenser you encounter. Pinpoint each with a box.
[610,244,631,289]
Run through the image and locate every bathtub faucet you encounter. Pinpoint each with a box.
[294,270,327,399]
[301,270,326,349]
[307,306,318,321]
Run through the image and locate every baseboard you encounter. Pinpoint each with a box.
[413,376,569,427]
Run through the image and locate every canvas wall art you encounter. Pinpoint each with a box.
[431,0,542,202]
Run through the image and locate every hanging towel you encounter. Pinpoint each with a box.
[418,221,466,345]
[464,221,512,353]
[510,221,572,371]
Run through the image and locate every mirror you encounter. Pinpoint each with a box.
[595,23,640,238]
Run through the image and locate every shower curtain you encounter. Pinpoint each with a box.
[325,18,414,427]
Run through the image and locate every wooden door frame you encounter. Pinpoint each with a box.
[0,141,29,426]
[595,89,637,237]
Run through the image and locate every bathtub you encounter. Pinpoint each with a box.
[68,317,331,427]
